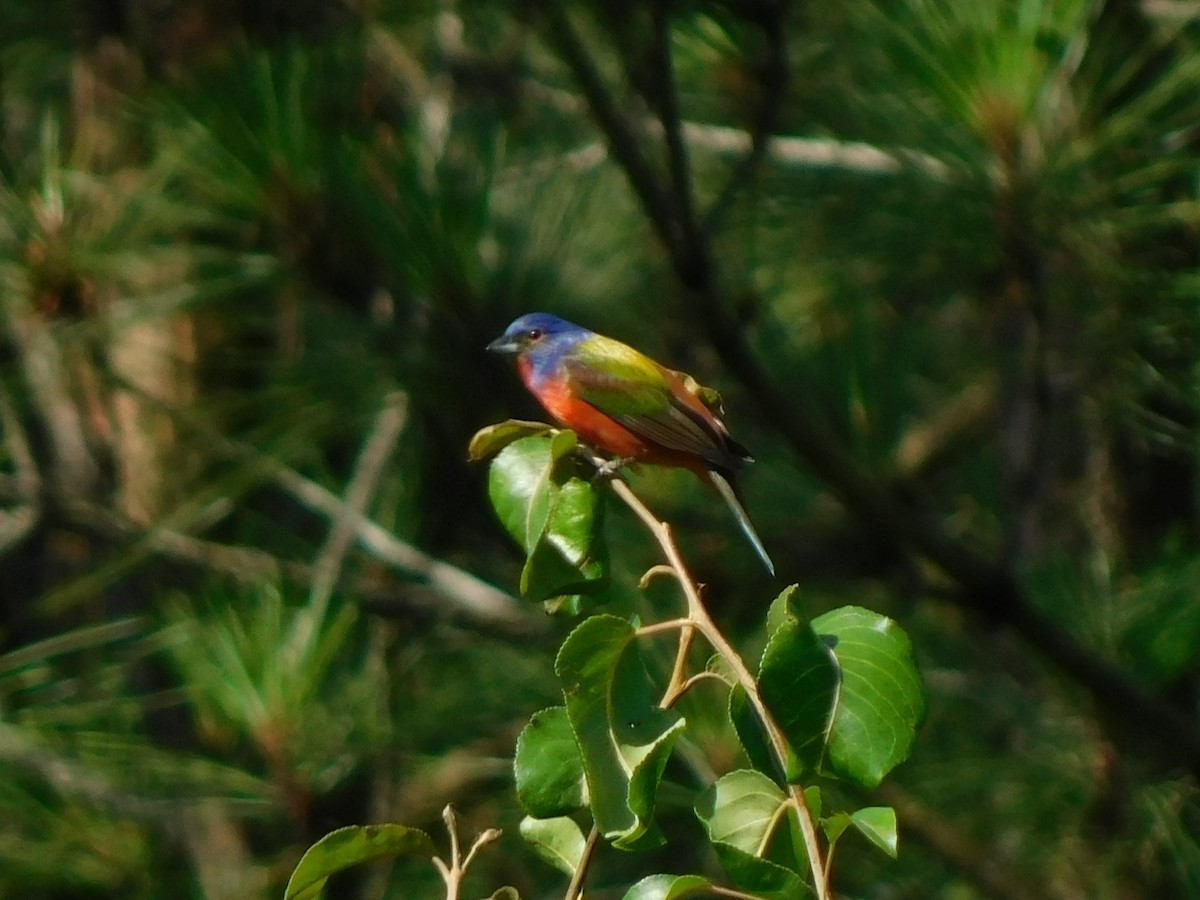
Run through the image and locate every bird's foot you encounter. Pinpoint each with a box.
[592,455,632,480]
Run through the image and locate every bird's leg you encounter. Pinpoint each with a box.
[592,454,633,480]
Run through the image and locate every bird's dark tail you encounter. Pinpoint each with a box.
[707,469,775,576]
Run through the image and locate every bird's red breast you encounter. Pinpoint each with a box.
[519,358,710,475]
[525,367,649,458]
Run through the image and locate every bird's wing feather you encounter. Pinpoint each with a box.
[563,336,728,463]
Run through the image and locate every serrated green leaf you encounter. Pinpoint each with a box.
[487,435,608,604]
[852,806,899,858]
[694,770,809,899]
[468,419,555,461]
[555,615,685,848]
[758,591,840,777]
[621,873,713,900]
[519,816,587,877]
[696,769,789,856]
[764,584,796,637]
[524,474,607,602]
[284,824,433,900]
[812,606,925,788]
[514,706,587,817]
[488,436,555,549]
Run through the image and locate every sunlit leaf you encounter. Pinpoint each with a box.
[621,873,713,900]
[487,434,608,604]
[284,824,433,900]
[469,419,556,461]
[813,606,925,788]
[851,806,899,858]
[519,816,587,877]
[694,770,809,899]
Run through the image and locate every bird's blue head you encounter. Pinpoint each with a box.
[486,312,591,361]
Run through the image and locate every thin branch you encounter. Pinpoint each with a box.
[661,623,696,709]
[702,5,789,233]
[539,3,681,256]
[564,825,601,900]
[95,376,538,633]
[681,120,950,180]
[478,50,951,181]
[63,498,538,637]
[669,670,734,706]
[635,617,693,637]
[261,451,538,634]
[304,391,408,633]
[597,463,830,900]
[649,6,697,240]
[434,805,462,900]
[755,794,797,857]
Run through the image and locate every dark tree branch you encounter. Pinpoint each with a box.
[540,3,682,257]
[648,5,697,241]
[702,4,789,234]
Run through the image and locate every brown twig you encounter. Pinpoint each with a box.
[563,825,601,900]
[433,804,502,900]
[701,3,789,234]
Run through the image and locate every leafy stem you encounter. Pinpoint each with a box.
[588,452,831,900]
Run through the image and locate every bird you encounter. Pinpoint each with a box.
[487,312,775,575]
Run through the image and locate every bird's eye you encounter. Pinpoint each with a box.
[526,328,544,341]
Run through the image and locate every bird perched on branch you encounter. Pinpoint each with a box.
[487,312,774,575]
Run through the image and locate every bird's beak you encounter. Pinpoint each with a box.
[487,334,520,356]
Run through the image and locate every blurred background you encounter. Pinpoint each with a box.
[1,1,1199,897]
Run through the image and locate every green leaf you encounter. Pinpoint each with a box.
[621,873,713,900]
[803,785,822,821]
[555,615,685,848]
[812,606,926,788]
[694,770,809,899]
[487,434,608,605]
[729,686,776,778]
[488,889,521,900]
[851,806,899,858]
[469,419,555,460]
[757,588,840,777]
[764,585,793,637]
[284,824,433,900]
[514,706,587,817]
[820,812,853,847]
[519,816,587,877]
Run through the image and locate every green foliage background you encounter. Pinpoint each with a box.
[1,0,1198,897]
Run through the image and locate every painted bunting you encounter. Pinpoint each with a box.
[487,312,775,575]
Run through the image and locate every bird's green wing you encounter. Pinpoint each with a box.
[564,335,726,461]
